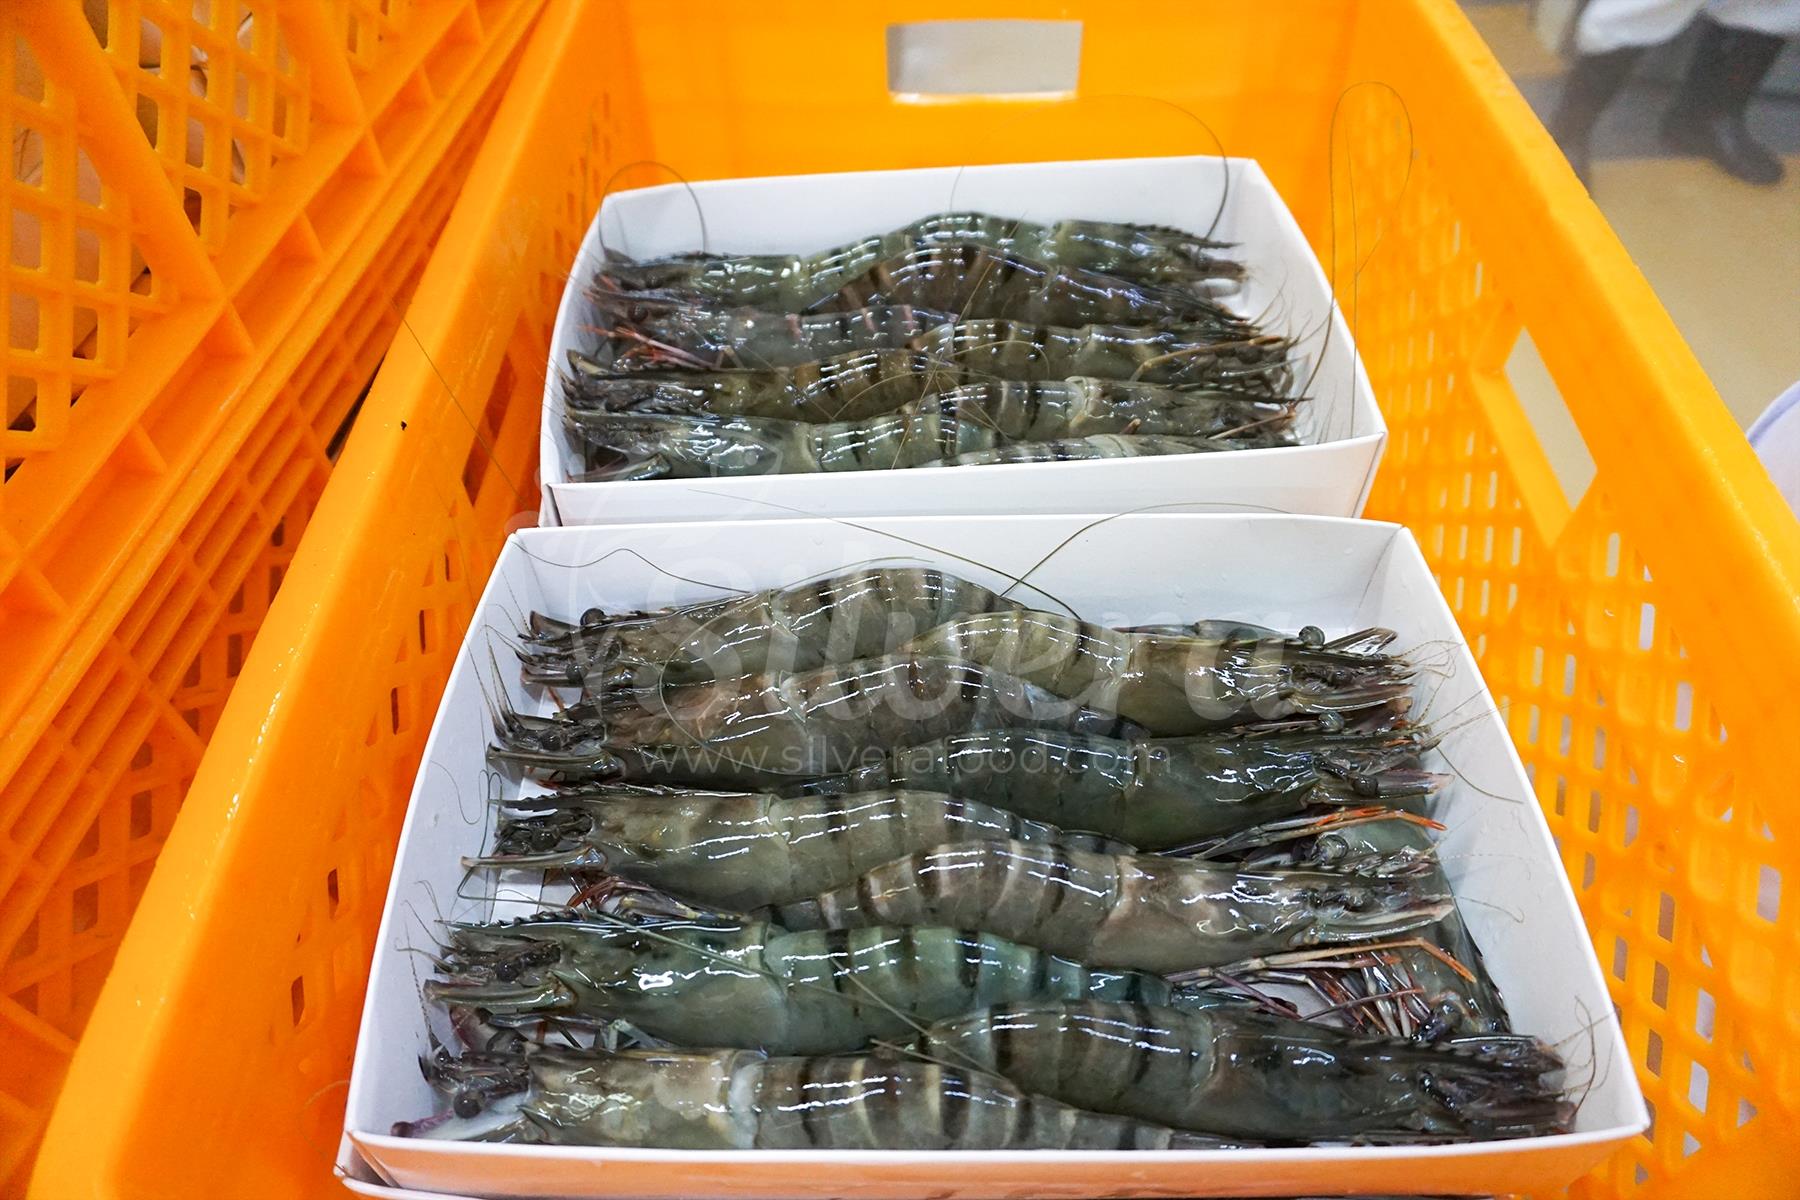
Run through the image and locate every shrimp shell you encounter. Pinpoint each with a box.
[809,243,1247,329]
[597,211,1243,310]
[899,610,1414,733]
[912,318,1295,393]
[773,838,1453,973]
[468,788,1135,907]
[565,384,1295,481]
[427,915,1236,1054]
[820,724,1441,850]
[520,566,1025,690]
[589,300,957,370]
[400,1046,1237,1149]
[908,1001,1570,1142]
[564,348,968,423]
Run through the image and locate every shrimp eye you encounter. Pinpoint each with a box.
[531,829,560,851]
[495,960,521,982]
[452,1090,485,1119]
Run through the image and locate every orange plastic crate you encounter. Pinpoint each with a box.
[0,0,540,1189]
[33,2,1800,1197]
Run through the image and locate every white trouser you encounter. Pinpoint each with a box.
[1577,0,1800,53]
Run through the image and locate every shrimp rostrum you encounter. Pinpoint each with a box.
[398,1045,1234,1149]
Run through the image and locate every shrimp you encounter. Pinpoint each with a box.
[905,1001,1570,1143]
[518,567,1024,691]
[589,300,956,370]
[921,433,1255,468]
[808,243,1247,329]
[426,913,1240,1054]
[1215,811,1512,1039]
[396,1045,1235,1149]
[810,723,1442,850]
[565,386,1295,481]
[773,838,1453,972]
[564,348,968,423]
[597,212,1244,310]
[465,788,1135,907]
[489,655,1133,787]
[912,318,1295,393]
[898,611,1415,733]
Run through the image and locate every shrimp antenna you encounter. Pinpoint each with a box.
[587,158,711,270]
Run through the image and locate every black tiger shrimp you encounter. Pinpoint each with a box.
[426,911,1239,1055]
[911,317,1295,393]
[903,1001,1571,1143]
[808,243,1247,329]
[597,211,1245,311]
[518,566,1026,692]
[488,654,1134,788]
[806,722,1443,850]
[568,404,1282,481]
[896,610,1416,733]
[466,787,1135,908]
[564,377,1298,480]
[397,1045,1237,1149]
[772,838,1453,973]
[564,347,969,423]
[589,300,956,370]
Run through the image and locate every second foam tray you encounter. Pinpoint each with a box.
[540,157,1384,524]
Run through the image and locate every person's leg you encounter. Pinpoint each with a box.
[1662,0,1799,183]
[1552,0,1702,184]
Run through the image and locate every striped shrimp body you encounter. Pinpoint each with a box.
[899,611,1415,734]
[427,914,1236,1055]
[499,654,1133,783]
[566,380,1295,482]
[590,300,956,370]
[467,788,1134,908]
[520,567,1025,692]
[597,212,1243,310]
[809,244,1247,330]
[564,348,968,423]
[399,1046,1234,1149]
[825,725,1442,850]
[774,839,1454,973]
[909,1001,1570,1143]
[913,318,1295,393]
[923,433,1252,468]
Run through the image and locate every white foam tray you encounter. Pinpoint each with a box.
[342,514,1645,1199]
[539,158,1385,525]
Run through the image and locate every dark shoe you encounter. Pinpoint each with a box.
[1549,48,1646,187]
[1662,18,1788,185]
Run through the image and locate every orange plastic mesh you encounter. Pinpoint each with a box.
[0,0,538,1190]
[27,3,1800,1199]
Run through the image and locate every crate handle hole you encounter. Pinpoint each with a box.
[886,21,1080,98]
